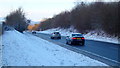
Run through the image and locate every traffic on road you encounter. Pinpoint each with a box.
[31,31,120,66]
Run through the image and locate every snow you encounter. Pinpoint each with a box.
[0,19,2,67]
[84,31,119,44]
[0,17,5,22]
[39,27,78,36]
[2,30,107,66]
[39,28,119,44]
[0,35,2,67]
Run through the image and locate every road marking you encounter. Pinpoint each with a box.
[70,45,120,64]
[54,41,120,65]
[33,33,120,65]
[110,47,118,50]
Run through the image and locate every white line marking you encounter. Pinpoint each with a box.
[110,47,118,50]
[35,34,120,64]
[72,46,120,64]
[57,42,120,64]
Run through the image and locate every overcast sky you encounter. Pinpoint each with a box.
[0,0,118,21]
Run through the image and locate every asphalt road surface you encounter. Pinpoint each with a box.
[32,33,120,66]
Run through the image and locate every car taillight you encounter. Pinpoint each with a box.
[72,38,77,39]
[82,38,85,39]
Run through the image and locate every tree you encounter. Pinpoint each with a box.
[39,2,119,37]
[5,8,28,33]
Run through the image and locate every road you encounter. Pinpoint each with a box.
[32,33,120,66]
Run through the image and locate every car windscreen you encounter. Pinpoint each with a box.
[72,34,83,37]
[54,32,59,34]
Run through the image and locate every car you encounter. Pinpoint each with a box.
[51,32,61,39]
[32,31,36,34]
[66,33,85,45]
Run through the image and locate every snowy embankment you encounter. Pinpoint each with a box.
[2,30,107,66]
[39,28,119,44]
[0,22,2,67]
[0,35,2,67]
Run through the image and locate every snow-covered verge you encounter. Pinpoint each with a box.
[39,27,78,36]
[0,22,2,67]
[2,30,107,66]
[39,28,119,44]
[0,35,2,67]
[84,31,119,44]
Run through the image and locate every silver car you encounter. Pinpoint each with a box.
[51,32,61,39]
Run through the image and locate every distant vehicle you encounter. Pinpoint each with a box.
[66,33,85,45]
[51,32,61,39]
[32,31,36,34]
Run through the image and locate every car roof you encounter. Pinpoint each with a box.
[71,33,82,34]
[54,31,59,33]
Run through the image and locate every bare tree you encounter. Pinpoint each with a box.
[39,2,119,37]
[5,8,28,33]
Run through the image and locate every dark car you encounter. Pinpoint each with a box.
[32,31,36,34]
[51,32,61,39]
[66,33,85,45]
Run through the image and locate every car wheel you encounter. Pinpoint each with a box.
[59,37,61,39]
[68,41,72,45]
[51,37,53,39]
[66,41,68,44]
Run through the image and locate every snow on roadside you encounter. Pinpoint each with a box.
[84,31,119,44]
[0,35,2,67]
[39,28,119,44]
[2,30,107,66]
[38,28,78,36]
[0,22,2,67]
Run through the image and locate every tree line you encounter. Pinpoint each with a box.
[3,8,29,33]
[39,2,119,37]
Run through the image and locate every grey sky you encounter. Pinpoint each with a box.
[0,0,118,21]
[0,0,75,21]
